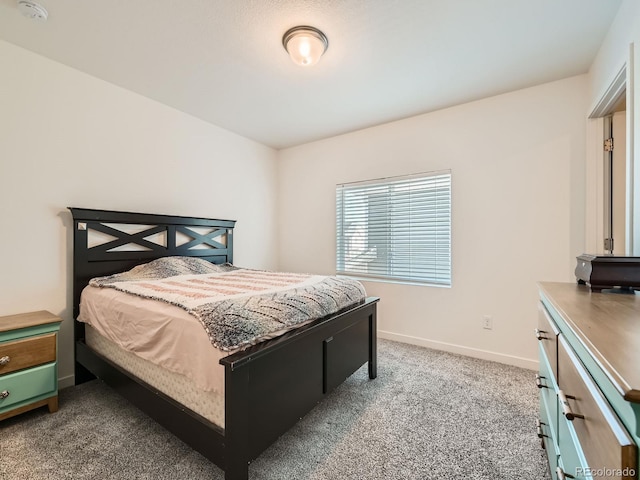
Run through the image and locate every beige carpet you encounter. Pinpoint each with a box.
[0,339,550,479]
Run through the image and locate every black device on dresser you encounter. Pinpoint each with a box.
[575,254,640,292]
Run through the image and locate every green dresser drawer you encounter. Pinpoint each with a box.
[557,409,589,479]
[0,363,56,411]
[540,394,559,478]
[539,342,558,438]
[538,302,560,381]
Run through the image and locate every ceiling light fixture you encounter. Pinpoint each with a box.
[17,0,48,21]
[282,26,328,67]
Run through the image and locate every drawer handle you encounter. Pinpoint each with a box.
[535,328,547,341]
[556,466,575,479]
[558,389,584,421]
[0,390,9,399]
[0,356,9,366]
[535,374,546,389]
[536,419,547,438]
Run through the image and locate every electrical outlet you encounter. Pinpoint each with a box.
[482,315,493,330]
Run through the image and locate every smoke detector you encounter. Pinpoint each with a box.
[17,1,48,21]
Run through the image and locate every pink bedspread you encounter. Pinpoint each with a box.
[79,285,226,393]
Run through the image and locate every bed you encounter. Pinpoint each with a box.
[69,208,379,480]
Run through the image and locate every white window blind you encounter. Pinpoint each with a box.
[336,170,451,286]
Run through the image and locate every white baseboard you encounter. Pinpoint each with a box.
[378,330,538,371]
[58,374,75,390]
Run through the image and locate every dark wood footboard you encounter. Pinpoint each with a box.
[222,298,378,479]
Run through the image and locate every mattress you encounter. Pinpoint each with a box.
[79,285,226,394]
[86,325,225,428]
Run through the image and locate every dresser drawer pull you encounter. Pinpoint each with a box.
[0,390,9,399]
[0,356,9,366]
[556,467,575,479]
[536,419,547,438]
[558,389,584,421]
[535,374,546,389]
[535,328,547,341]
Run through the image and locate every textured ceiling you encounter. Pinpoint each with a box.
[0,0,622,149]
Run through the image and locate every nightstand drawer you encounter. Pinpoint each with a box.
[0,363,56,411]
[0,333,56,375]
[558,335,637,478]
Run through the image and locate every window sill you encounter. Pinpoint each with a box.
[336,274,451,288]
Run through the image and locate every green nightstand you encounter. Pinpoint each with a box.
[0,311,62,421]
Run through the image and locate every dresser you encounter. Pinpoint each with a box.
[0,310,62,421]
[537,283,640,480]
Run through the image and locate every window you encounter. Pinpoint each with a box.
[336,170,451,286]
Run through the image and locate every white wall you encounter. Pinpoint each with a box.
[277,76,587,368]
[0,40,279,387]
[588,0,640,110]
[588,0,640,254]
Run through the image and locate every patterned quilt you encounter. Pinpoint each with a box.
[89,257,366,351]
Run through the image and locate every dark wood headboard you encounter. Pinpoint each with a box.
[69,208,236,325]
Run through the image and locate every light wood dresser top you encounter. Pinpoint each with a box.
[539,282,640,403]
[0,311,62,333]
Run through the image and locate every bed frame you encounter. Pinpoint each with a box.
[69,208,378,480]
